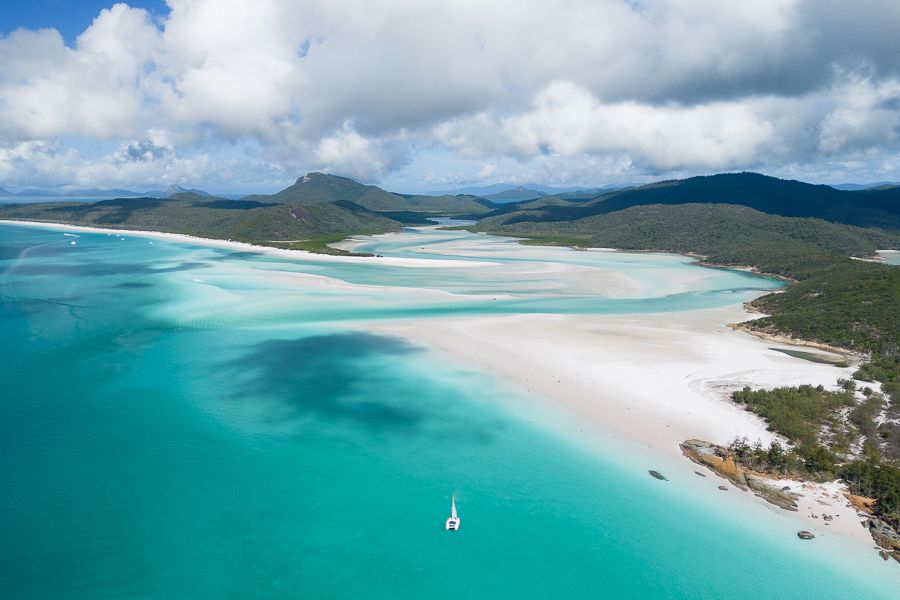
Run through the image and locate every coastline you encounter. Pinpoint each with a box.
[728,320,859,358]
[0,219,496,270]
[3,218,882,552]
[368,307,875,548]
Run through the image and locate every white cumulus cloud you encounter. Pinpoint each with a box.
[0,0,899,190]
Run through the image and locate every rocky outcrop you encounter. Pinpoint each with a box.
[680,439,800,510]
[746,475,799,511]
[845,493,877,513]
[866,518,900,561]
[682,439,899,563]
[680,439,747,489]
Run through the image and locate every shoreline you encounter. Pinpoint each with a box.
[367,308,874,549]
[4,218,881,552]
[728,321,860,359]
[0,219,497,269]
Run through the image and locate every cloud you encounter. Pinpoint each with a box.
[0,4,158,141]
[0,0,899,189]
[0,141,80,187]
[434,81,790,171]
[311,121,409,182]
[119,129,174,162]
[819,73,900,153]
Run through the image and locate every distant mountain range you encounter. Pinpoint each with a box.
[0,184,211,199]
[5,171,900,245]
[428,182,620,202]
[830,182,900,191]
[4,176,898,204]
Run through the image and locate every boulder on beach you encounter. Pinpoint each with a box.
[866,518,900,551]
[746,475,799,511]
[681,439,801,511]
[679,439,747,490]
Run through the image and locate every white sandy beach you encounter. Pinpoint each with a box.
[0,220,496,269]
[369,307,875,545]
[878,249,900,265]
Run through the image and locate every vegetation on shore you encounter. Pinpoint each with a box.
[0,190,403,250]
[0,173,503,252]
[266,236,375,257]
[473,172,900,539]
[475,202,900,279]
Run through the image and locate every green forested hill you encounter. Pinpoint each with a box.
[751,260,900,355]
[0,172,500,253]
[475,203,900,279]
[482,172,900,229]
[245,172,403,208]
[0,193,401,252]
[247,172,495,215]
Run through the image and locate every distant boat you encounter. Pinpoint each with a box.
[445,497,460,531]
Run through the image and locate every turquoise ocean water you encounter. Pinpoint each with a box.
[1,222,897,599]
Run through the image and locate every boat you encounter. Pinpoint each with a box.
[445,497,460,531]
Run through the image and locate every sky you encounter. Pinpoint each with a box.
[1,1,899,194]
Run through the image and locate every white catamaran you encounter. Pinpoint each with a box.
[445,497,460,531]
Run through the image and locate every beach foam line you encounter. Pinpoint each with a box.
[0,220,499,269]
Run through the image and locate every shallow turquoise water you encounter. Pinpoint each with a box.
[1,223,897,599]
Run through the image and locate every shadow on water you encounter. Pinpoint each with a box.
[225,332,427,431]
[206,250,266,261]
[115,281,154,289]
[0,243,72,261]
[222,332,506,443]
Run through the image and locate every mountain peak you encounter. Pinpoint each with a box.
[295,172,353,185]
[297,172,323,184]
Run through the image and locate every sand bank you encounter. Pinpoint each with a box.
[369,306,874,545]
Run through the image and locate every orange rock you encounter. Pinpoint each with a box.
[845,493,876,514]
